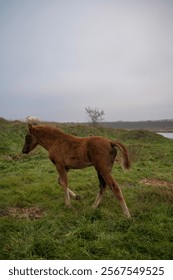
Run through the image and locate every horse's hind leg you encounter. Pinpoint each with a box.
[103,172,131,218]
[92,173,107,209]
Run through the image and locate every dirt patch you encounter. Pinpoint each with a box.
[0,206,45,219]
[140,178,173,188]
[140,178,173,204]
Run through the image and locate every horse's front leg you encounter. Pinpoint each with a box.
[57,169,71,208]
[58,177,80,200]
[68,189,81,200]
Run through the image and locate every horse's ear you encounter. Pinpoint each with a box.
[28,123,32,132]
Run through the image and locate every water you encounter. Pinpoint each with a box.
[158,132,173,139]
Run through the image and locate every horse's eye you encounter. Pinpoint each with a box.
[25,134,32,144]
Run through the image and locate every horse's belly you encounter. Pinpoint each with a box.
[67,156,91,169]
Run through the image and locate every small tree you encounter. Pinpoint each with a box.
[85,107,105,126]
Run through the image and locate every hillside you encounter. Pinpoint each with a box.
[102,119,173,132]
[0,119,173,260]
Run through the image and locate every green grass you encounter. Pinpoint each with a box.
[0,118,173,260]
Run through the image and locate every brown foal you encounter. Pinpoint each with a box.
[22,124,131,218]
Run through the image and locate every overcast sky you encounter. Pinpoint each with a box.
[0,0,173,122]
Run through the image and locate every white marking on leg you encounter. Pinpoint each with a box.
[119,199,131,218]
[92,188,106,209]
[92,193,102,209]
[64,188,71,207]
[57,175,71,207]
[68,188,76,198]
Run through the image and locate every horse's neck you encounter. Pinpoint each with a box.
[35,127,64,151]
[38,135,55,150]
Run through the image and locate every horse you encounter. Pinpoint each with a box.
[22,124,131,218]
[25,116,40,123]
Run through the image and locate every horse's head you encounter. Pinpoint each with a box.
[22,124,38,154]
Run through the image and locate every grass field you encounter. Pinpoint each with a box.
[0,118,173,260]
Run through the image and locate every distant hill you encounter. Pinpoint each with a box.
[1,116,173,132]
[102,119,173,132]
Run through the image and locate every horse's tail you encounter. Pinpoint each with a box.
[111,141,131,170]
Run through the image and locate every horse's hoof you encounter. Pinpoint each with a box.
[76,195,81,200]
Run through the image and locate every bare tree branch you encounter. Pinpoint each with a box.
[85,107,105,126]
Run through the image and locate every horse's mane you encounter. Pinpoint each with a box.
[32,125,66,140]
